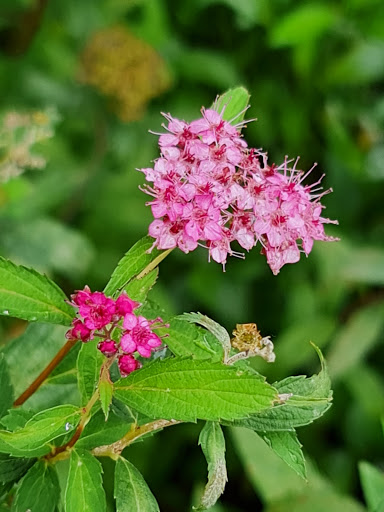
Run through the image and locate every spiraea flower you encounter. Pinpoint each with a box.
[139,105,339,274]
[66,287,167,376]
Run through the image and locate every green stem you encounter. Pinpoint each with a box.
[135,248,173,281]
[92,418,182,459]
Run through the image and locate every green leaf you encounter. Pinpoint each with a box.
[231,428,365,511]
[0,454,34,483]
[0,405,80,457]
[269,4,337,47]
[359,461,384,512]
[77,341,104,405]
[182,313,231,358]
[327,301,384,380]
[164,317,223,361]
[123,268,158,302]
[196,422,227,510]
[76,410,130,451]
[114,456,160,512]
[2,323,68,398]
[258,431,306,480]
[0,409,34,431]
[228,346,332,431]
[99,367,114,421]
[104,237,163,297]
[0,257,74,325]
[0,355,13,420]
[12,461,60,512]
[0,216,95,280]
[114,358,277,422]
[212,86,250,127]
[65,450,106,512]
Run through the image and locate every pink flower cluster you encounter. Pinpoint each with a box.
[139,107,338,274]
[66,286,166,376]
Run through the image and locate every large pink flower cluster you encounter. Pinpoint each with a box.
[66,286,166,376]
[140,108,338,274]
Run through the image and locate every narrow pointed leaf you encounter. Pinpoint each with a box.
[196,422,227,510]
[77,341,104,405]
[0,355,13,420]
[99,373,113,421]
[114,358,277,422]
[104,237,163,297]
[65,450,106,512]
[213,87,251,126]
[12,461,60,512]
[0,405,80,457]
[258,430,306,479]
[114,456,159,512]
[0,257,74,325]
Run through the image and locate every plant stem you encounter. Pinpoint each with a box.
[13,337,78,407]
[92,418,182,459]
[46,387,100,462]
[135,248,173,281]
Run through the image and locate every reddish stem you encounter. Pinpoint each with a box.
[13,338,78,407]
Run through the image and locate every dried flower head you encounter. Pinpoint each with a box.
[79,26,171,121]
[231,323,276,363]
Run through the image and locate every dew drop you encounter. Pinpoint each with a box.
[2,310,9,315]
[65,422,73,431]
[30,316,37,321]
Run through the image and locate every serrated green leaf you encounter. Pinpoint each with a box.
[0,454,34,483]
[123,268,158,302]
[164,317,223,361]
[214,87,251,126]
[12,461,60,512]
[104,237,163,297]
[114,358,277,422]
[258,431,306,480]
[0,405,80,457]
[228,346,332,431]
[196,422,227,510]
[359,461,384,512]
[114,456,160,512]
[0,355,13,420]
[76,410,130,451]
[0,257,74,325]
[99,373,113,421]
[65,450,106,512]
[77,341,103,405]
[182,313,231,358]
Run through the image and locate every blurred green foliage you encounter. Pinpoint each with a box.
[0,0,384,510]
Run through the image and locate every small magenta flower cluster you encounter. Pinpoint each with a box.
[140,107,338,274]
[66,286,166,376]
